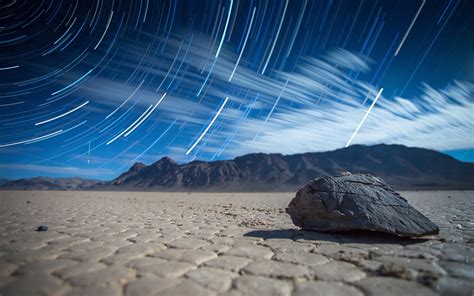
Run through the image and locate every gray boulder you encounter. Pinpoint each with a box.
[286,174,439,237]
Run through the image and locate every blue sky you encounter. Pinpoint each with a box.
[0,0,473,180]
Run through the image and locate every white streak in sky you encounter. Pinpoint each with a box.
[261,0,289,75]
[0,101,24,107]
[253,80,288,141]
[51,69,93,96]
[265,80,288,122]
[229,6,256,81]
[94,10,114,50]
[285,0,307,58]
[27,120,87,144]
[143,0,149,23]
[124,92,167,137]
[186,97,229,155]
[0,130,63,148]
[107,93,167,145]
[88,140,90,165]
[0,65,20,70]
[31,120,88,144]
[105,79,144,119]
[106,104,153,145]
[35,100,89,125]
[215,0,233,58]
[394,0,426,56]
[345,88,384,147]
[54,17,77,45]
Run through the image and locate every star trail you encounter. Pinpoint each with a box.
[0,0,473,179]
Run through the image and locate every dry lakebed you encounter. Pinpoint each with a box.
[0,190,473,295]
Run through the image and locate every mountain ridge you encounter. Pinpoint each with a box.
[1,177,103,191]
[2,144,473,191]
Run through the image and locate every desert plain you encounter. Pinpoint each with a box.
[0,190,472,296]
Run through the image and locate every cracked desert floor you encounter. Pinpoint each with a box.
[0,190,472,296]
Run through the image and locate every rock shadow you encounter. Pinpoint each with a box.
[244,229,435,245]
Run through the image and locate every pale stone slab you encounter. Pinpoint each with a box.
[232,275,292,296]
[211,237,235,246]
[166,238,209,249]
[66,265,134,287]
[0,273,67,296]
[125,277,181,296]
[435,276,474,296]
[185,267,237,292]
[356,276,437,296]
[200,243,230,253]
[127,257,195,278]
[101,252,146,265]
[243,259,311,279]
[293,281,364,296]
[440,261,474,280]
[204,255,252,272]
[152,248,217,265]
[47,236,90,249]
[65,284,122,296]
[312,261,366,282]
[260,239,314,253]
[14,259,76,275]
[273,252,329,266]
[65,241,105,253]
[54,262,106,279]
[116,242,166,255]
[375,255,446,275]
[156,278,217,296]
[314,244,370,261]
[0,261,17,278]
[6,246,66,263]
[59,245,116,262]
[224,245,274,259]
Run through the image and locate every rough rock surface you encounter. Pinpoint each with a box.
[286,174,439,237]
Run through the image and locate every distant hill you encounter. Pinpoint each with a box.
[0,177,10,186]
[0,177,11,187]
[103,144,474,191]
[2,144,473,191]
[1,177,103,191]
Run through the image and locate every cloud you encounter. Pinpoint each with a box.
[325,49,372,72]
[0,163,114,179]
[141,35,473,158]
[74,34,474,163]
[218,81,474,156]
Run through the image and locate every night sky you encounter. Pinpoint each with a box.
[1,0,473,180]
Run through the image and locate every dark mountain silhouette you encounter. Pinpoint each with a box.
[1,177,103,190]
[2,144,473,191]
[103,144,474,191]
[0,177,10,186]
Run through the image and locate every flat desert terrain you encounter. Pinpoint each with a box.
[0,190,472,295]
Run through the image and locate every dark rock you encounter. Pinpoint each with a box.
[286,174,439,237]
[36,225,48,232]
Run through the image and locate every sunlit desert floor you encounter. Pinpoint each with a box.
[0,190,473,296]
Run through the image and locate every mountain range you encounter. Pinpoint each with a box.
[0,177,10,187]
[1,177,103,191]
[3,144,472,191]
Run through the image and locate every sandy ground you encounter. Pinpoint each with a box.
[0,190,472,296]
